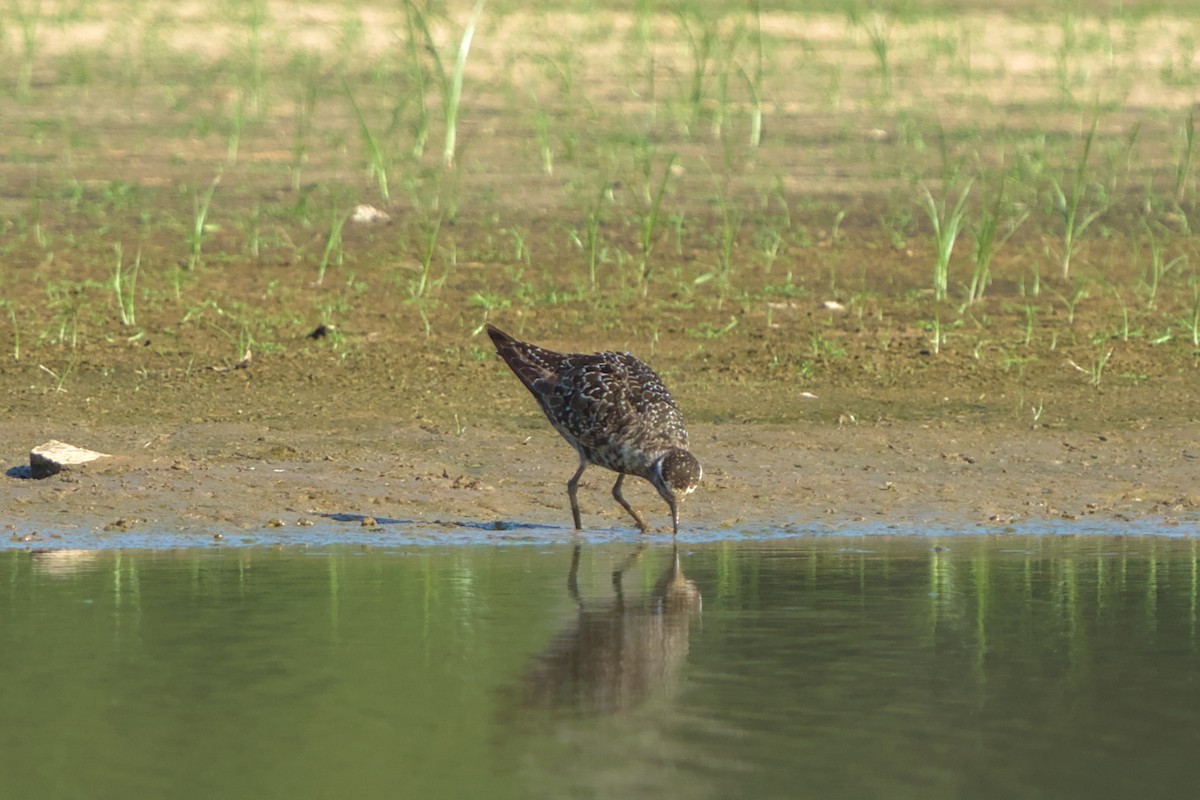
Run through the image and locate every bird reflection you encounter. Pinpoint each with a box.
[516,543,702,715]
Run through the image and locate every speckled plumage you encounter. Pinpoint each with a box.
[487,324,702,534]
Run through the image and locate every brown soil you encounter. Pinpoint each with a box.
[4,384,1197,542]
[1,5,1198,543]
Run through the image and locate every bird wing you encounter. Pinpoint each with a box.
[487,325,570,397]
[553,352,688,452]
[615,353,690,448]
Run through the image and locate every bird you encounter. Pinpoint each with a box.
[486,324,702,535]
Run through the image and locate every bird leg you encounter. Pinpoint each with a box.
[567,457,587,529]
[610,543,647,608]
[567,543,583,606]
[611,473,649,532]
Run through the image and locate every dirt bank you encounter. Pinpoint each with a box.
[4,395,1197,545]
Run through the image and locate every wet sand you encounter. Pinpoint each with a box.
[4,399,1197,547]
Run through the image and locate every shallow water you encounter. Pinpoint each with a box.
[3,534,1200,799]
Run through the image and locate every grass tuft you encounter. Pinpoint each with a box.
[921,181,972,302]
[1050,116,1105,280]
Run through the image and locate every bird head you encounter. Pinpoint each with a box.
[652,448,702,535]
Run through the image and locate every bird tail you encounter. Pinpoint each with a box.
[485,324,564,394]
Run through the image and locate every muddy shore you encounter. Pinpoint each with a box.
[4,373,1197,545]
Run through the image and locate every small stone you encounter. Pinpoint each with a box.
[307,323,334,340]
[351,204,389,224]
[29,440,111,479]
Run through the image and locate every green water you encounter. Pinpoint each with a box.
[3,535,1199,799]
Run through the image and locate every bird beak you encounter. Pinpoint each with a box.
[669,498,679,536]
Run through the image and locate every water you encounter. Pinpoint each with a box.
[3,534,1200,799]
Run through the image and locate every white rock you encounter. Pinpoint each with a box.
[29,440,110,479]
[351,204,390,224]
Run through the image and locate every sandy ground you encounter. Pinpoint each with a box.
[4,411,1198,548]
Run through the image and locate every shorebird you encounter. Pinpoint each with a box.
[486,324,702,534]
